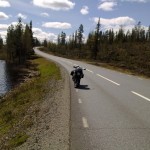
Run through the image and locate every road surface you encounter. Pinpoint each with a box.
[35,48,150,150]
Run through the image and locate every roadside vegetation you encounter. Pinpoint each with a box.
[1,17,149,78]
[40,20,150,77]
[0,56,61,149]
[0,17,62,149]
[0,48,6,60]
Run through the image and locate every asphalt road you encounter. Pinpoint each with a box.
[35,48,150,150]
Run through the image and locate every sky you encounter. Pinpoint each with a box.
[0,0,150,42]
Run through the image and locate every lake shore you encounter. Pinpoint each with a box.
[0,56,70,149]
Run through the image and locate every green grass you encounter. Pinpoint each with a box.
[88,61,150,79]
[0,56,61,148]
[9,133,29,147]
[33,57,61,80]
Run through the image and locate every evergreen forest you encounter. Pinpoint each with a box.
[42,20,150,77]
[0,18,150,77]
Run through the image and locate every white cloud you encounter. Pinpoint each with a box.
[0,12,9,19]
[121,0,148,2]
[98,0,149,12]
[80,6,89,15]
[101,0,116,1]
[0,30,7,40]
[33,28,57,42]
[0,22,26,41]
[94,16,135,26]
[0,27,57,42]
[0,24,8,30]
[17,13,27,19]
[40,12,49,17]
[32,0,75,11]
[101,0,148,2]
[0,0,10,7]
[42,22,71,29]
[93,16,136,32]
[98,1,117,11]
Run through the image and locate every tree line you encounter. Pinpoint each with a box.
[0,18,149,76]
[6,18,36,64]
[0,19,42,62]
[42,20,150,77]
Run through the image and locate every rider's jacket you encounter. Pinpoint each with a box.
[70,68,84,78]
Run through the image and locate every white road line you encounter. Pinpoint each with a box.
[82,117,89,128]
[96,74,120,86]
[78,99,82,104]
[131,91,150,102]
[66,61,72,64]
[86,69,94,74]
[138,77,143,80]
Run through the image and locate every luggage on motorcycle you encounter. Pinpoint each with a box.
[70,66,85,88]
[70,70,74,76]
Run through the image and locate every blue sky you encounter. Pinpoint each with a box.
[0,0,150,42]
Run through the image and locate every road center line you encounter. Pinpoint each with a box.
[131,91,150,102]
[96,74,120,86]
[66,61,72,64]
[138,77,143,80]
[82,117,89,128]
[86,69,94,73]
[78,99,82,104]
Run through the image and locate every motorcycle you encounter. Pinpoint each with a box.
[70,65,86,88]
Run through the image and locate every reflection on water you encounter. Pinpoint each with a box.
[0,60,18,96]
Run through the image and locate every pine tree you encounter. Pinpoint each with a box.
[78,24,84,49]
[33,38,41,46]
[116,25,125,43]
[15,17,23,64]
[57,34,61,45]
[60,31,66,45]
[6,24,15,63]
[108,29,114,44]
[87,32,95,58]
[74,30,78,48]
[29,21,34,47]
[23,24,33,59]
[43,39,48,47]
[6,18,34,64]
[0,35,3,49]
[145,26,150,42]
[93,18,100,59]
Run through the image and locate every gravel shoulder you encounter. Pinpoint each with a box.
[15,65,71,150]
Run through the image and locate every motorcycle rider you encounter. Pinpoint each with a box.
[70,65,84,87]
